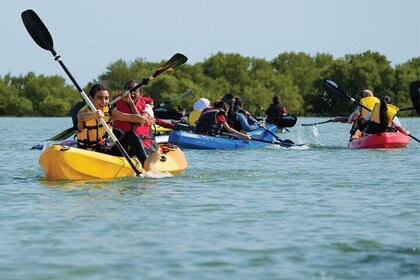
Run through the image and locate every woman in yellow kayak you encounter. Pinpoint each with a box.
[76,83,154,167]
[361,95,409,135]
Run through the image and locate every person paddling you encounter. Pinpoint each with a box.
[265,95,287,126]
[347,89,379,138]
[231,97,262,132]
[195,94,251,141]
[113,80,157,152]
[76,83,154,169]
[361,95,409,136]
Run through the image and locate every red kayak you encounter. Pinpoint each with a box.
[348,132,410,149]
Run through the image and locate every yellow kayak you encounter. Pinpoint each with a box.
[39,143,187,180]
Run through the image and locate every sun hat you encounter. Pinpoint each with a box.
[193,98,210,111]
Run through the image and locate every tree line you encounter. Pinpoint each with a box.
[1,51,419,117]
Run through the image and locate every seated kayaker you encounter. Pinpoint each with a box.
[76,83,153,167]
[189,97,211,126]
[195,95,251,141]
[347,89,379,138]
[113,80,158,154]
[361,96,409,136]
[231,97,262,132]
[265,95,287,126]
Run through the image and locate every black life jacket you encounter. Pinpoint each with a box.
[195,108,224,136]
[231,109,247,131]
[266,103,285,123]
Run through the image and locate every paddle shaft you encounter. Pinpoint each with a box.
[301,117,348,126]
[220,132,301,148]
[221,132,279,145]
[110,75,155,106]
[110,53,187,105]
[155,89,193,108]
[301,119,335,126]
[247,115,294,147]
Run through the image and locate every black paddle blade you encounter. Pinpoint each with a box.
[409,81,420,116]
[21,9,54,51]
[323,78,350,98]
[153,53,188,77]
[278,139,295,147]
[46,126,75,141]
[278,115,297,128]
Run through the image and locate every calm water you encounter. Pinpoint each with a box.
[0,117,419,280]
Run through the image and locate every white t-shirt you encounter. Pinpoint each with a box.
[143,104,154,118]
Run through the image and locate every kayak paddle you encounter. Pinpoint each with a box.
[301,117,348,126]
[21,9,142,176]
[154,89,194,109]
[110,53,188,105]
[247,115,301,147]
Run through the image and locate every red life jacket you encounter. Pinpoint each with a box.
[113,95,154,149]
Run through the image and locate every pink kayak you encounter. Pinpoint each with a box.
[348,132,410,149]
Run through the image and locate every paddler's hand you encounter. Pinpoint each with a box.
[145,116,155,125]
[243,135,251,141]
[123,93,134,103]
[94,109,105,120]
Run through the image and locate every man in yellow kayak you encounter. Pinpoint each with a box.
[113,80,157,152]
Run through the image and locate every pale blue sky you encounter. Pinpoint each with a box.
[1,0,419,86]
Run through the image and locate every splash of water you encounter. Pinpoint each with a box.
[142,171,173,179]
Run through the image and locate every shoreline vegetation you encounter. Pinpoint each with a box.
[1,51,419,117]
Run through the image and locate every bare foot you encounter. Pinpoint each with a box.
[143,147,162,172]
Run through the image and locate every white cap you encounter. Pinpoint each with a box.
[193,98,210,111]
[362,89,373,97]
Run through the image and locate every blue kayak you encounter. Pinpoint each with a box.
[168,125,278,150]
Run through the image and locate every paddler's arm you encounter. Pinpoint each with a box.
[76,110,104,131]
[111,108,149,125]
[221,122,251,141]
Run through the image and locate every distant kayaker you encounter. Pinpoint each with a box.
[231,97,262,132]
[195,94,251,141]
[265,95,287,126]
[362,95,409,136]
[347,89,379,138]
[76,83,156,169]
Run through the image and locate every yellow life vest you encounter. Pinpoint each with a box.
[370,102,399,126]
[360,96,380,117]
[76,106,112,150]
[188,110,202,126]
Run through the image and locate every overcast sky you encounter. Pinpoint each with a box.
[1,0,419,87]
